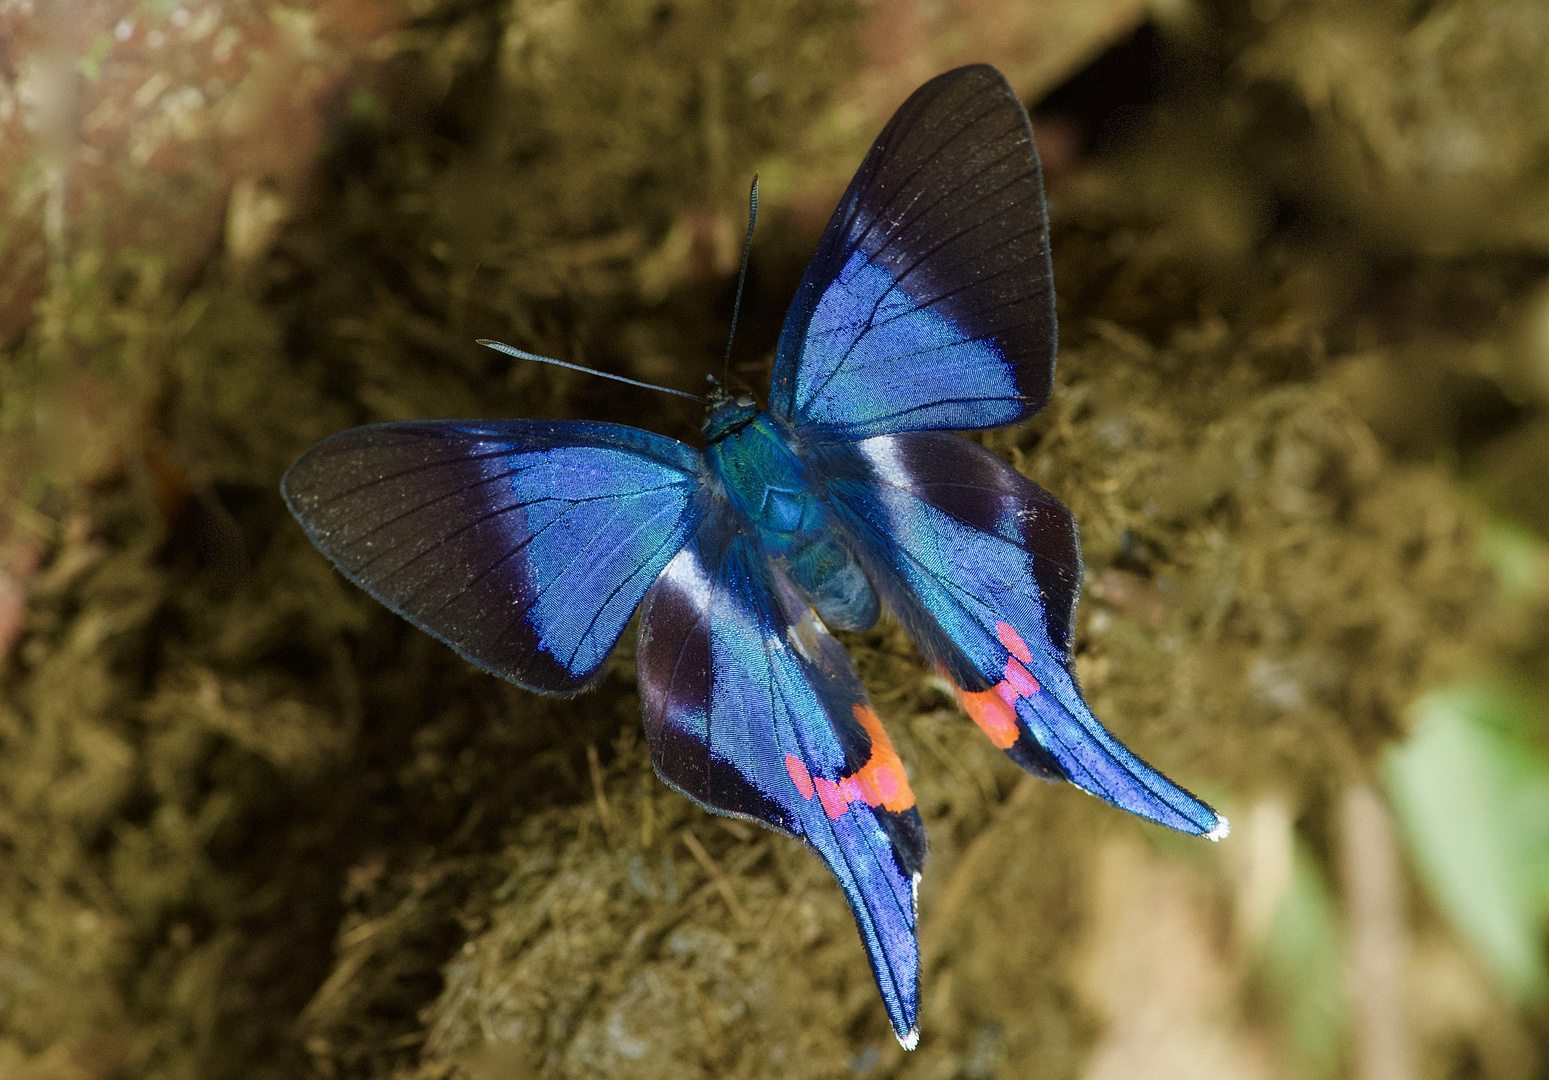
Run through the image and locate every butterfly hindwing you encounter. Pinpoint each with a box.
[281,420,704,693]
[768,64,1056,438]
[814,432,1225,838]
[637,508,926,1046]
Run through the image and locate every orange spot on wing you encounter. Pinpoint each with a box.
[949,643,1041,753]
[955,684,1020,749]
[996,621,1033,664]
[784,705,917,820]
[848,705,917,813]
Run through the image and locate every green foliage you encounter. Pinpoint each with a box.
[1477,518,1549,601]
[1385,679,1549,999]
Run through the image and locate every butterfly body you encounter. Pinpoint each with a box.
[704,398,880,632]
[283,65,1225,1050]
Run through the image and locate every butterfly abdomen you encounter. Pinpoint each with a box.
[706,412,879,631]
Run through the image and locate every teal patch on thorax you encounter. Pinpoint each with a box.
[706,412,878,631]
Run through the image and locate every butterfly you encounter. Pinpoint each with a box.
[282,64,1227,1049]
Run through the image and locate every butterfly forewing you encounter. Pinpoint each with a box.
[769,64,1056,438]
[282,420,704,693]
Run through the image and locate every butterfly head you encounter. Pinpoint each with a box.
[701,381,760,443]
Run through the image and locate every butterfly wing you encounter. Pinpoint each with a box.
[282,420,704,694]
[637,508,927,1047]
[814,432,1226,839]
[768,64,1055,439]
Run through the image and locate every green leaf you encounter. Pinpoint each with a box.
[1384,680,1549,1000]
[78,33,113,81]
[1478,518,1549,600]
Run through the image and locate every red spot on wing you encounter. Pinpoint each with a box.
[871,759,902,804]
[997,621,1033,664]
[785,754,815,800]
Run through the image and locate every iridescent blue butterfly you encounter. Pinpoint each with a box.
[282,65,1227,1049]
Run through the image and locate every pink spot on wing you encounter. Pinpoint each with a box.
[813,776,848,820]
[1004,656,1040,698]
[997,621,1033,664]
[785,754,815,800]
[871,762,901,805]
[994,680,1020,711]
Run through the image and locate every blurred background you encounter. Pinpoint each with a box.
[3,0,1549,1077]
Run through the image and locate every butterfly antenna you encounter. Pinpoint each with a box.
[722,174,760,385]
[476,340,699,401]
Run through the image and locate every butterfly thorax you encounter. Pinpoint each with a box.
[704,408,879,632]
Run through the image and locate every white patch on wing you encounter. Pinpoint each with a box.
[660,545,713,610]
[856,435,912,487]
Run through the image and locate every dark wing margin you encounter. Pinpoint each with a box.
[282,420,704,694]
[637,510,927,1047]
[815,432,1228,839]
[769,64,1056,438]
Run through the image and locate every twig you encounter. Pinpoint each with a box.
[1341,782,1414,1080]
[681,832,751,929]
[586,744,613,836]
